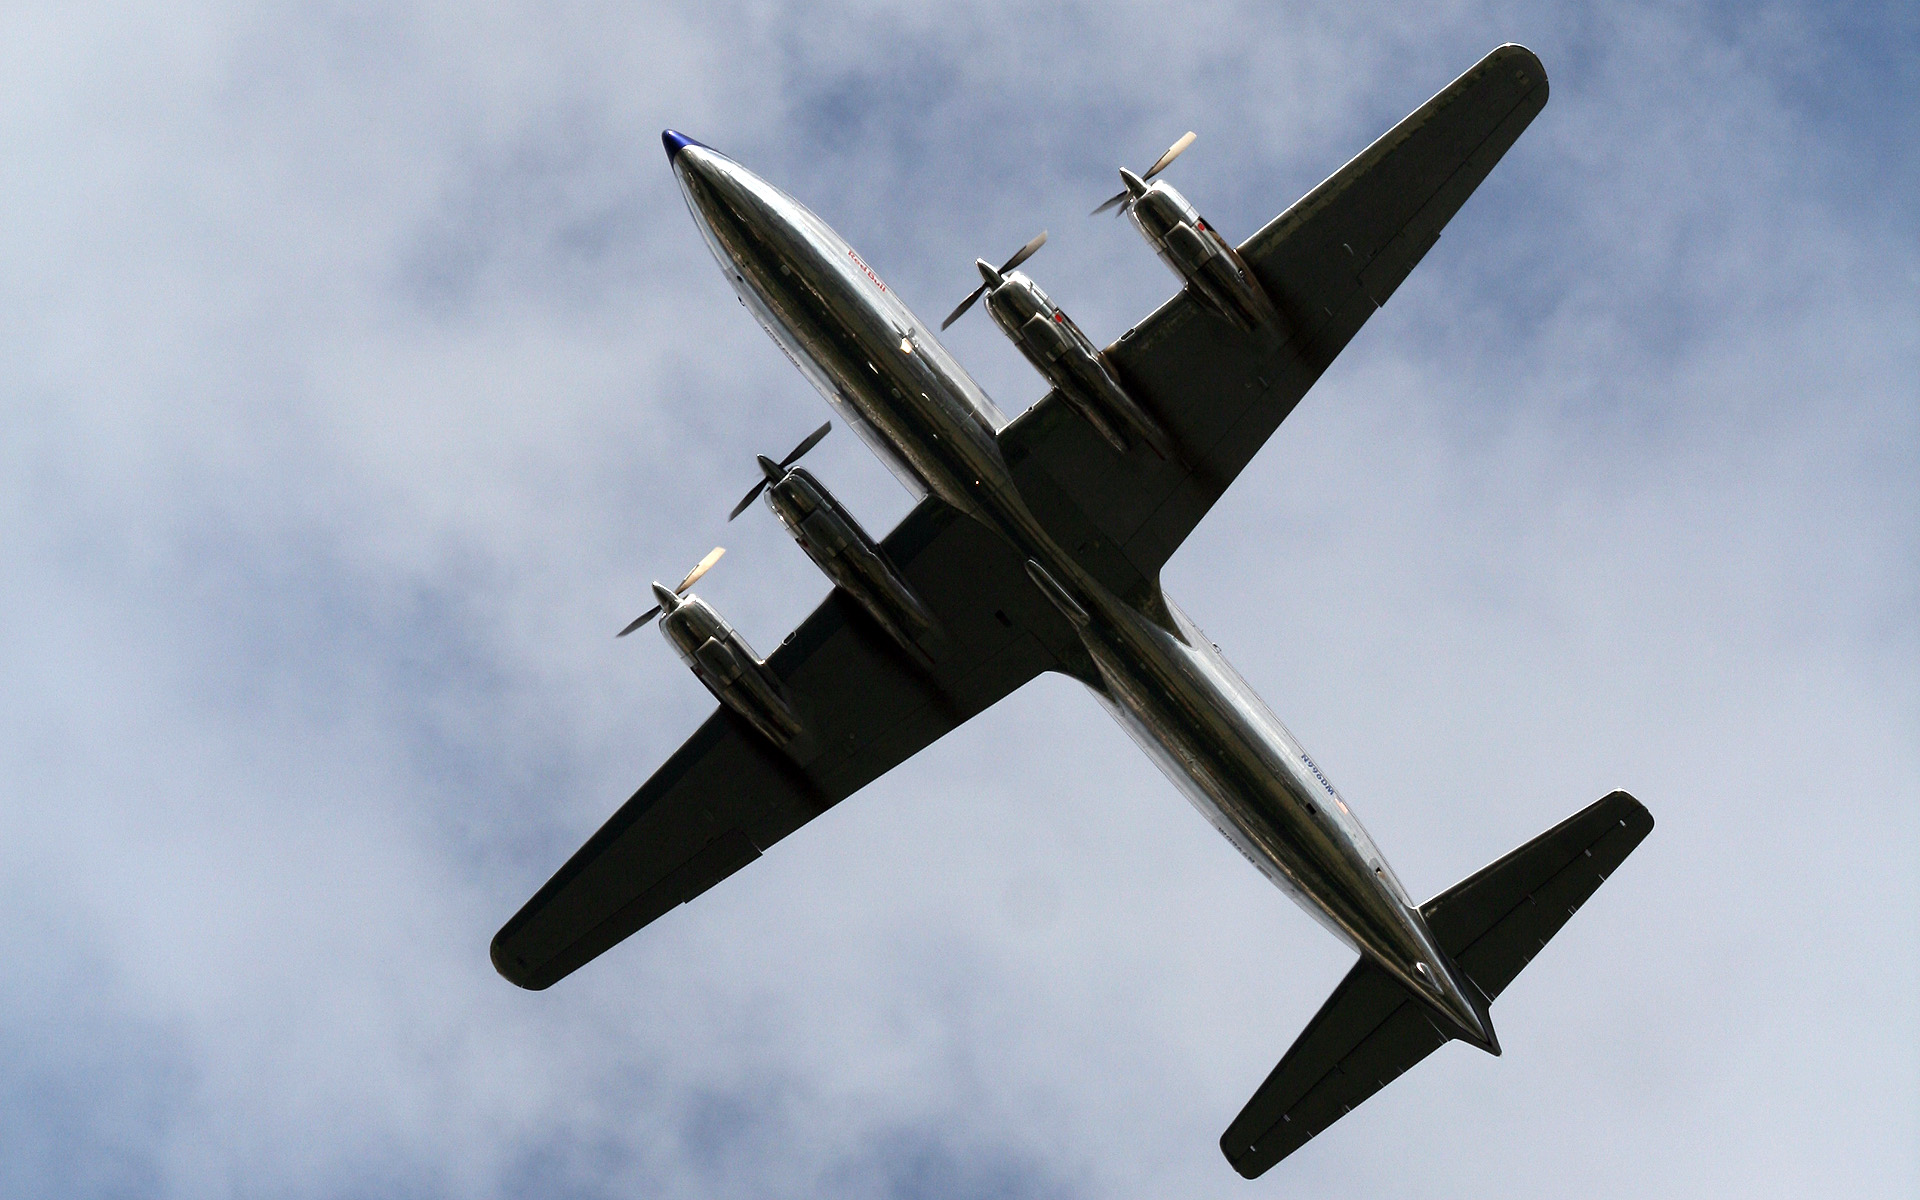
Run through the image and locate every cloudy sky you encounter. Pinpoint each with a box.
[2,2,1914,1197]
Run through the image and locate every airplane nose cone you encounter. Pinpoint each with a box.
[661,129,708,162]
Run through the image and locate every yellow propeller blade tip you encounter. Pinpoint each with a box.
[676,546,725,593]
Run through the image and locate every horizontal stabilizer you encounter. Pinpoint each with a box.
[1220,790,1654,1178]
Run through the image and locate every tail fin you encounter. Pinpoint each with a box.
[1220,791,1654,1179]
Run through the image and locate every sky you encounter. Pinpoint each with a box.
[1,2,1915,1198]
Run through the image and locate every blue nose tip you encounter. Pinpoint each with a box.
[661,129,708,162]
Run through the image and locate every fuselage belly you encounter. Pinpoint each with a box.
[665,132,1495,1050]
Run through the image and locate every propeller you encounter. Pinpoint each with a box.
[616,546,725,637]
[726,421,832,520]
[939,230,1048,330]
[1091,131,1196,216]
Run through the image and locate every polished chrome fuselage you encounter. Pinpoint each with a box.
[666,135,1494,1049]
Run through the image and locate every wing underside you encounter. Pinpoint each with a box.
[491,497,1083,989]
[1001,44,1549,603]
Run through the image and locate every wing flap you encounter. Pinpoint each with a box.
[1221,791,1654,1178]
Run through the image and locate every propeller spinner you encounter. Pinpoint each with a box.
[616,546,726,637]
[940,230,1048,330]
[727,421,832,521]
[1091,131,1196,216]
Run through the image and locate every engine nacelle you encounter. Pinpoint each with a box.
[1119,170,1282,336]
[979,266,1175,459]
[760,465,948,664]
[654,585,817,760]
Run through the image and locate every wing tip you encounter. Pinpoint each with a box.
[1486,42,1550,103]
[1597,788,1656,837]
[1226,1156,1265,1180]
[1219,1126,1261,1178]
[1220,1125,1299,1180]
[490,931,555,991]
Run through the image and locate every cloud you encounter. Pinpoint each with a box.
[0,1,1913,1197]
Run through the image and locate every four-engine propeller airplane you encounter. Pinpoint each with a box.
[491,44,1654,1177]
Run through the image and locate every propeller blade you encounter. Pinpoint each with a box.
[617,548,721,638]
[1143,130,1196,180]
[675,546,725,593]
[1000,230,1047,273]
[942,283,987,330]
[731,423,832,518]
[779,421,833,469]
[616,604,662,638]
[727,480,767,521]
[1090,189,1130,217]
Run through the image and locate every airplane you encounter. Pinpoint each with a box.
[490,44,1654,1178]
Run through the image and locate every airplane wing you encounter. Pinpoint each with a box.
[1001,44,1548,604]
[491,497,1084,989]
